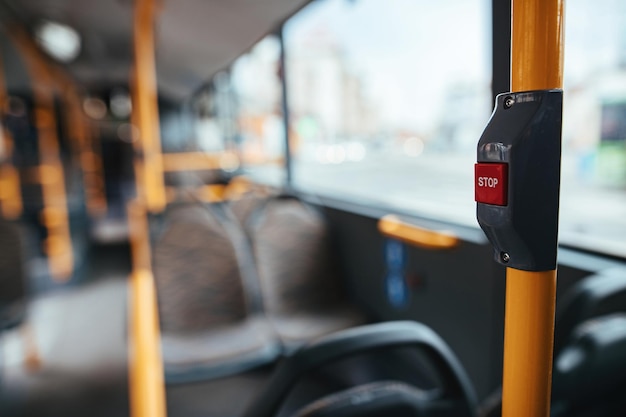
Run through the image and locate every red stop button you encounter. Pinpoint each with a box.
[475,163,508,206]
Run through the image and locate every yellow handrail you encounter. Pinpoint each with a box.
[502,1,564,417]
[132,0,166,213]
[378,215,459,250]
[162,152,223,172]
[161,151,284,173]
[165,184,226,203]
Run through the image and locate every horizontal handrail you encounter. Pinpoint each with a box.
[378,214,459,250]
[162,152,224,172]
[162,151,284,172]
[165,184,227,203]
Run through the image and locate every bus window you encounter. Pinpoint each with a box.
[560,0,626,256]
[193,85,226,154]
[283,0,626,258]
[284,0,491,226]
[230,35,286,185]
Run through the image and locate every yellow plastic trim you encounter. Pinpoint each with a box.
[378,215,459,250]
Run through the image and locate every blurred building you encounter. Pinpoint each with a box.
[286,26,378,144]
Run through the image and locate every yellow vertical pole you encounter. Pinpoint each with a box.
[0,48,23,219]
[132,0,166,213]
[32,80,74,281]
[128,0,167,416]
[502,1,564,417]
[502,269,557,417]
[127,199,166,417]
[11,33,74,281]
[511,0,565,92]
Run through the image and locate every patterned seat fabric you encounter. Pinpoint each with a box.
[229,192,270,233]
[251,199,344,314]
[246,196,366,347]
[153,202,279,383]
[153,194,366,382]
[153,204,247,333]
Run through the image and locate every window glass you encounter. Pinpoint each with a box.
[284,0,626,257]
[284,0,491,226]
[194,86,226,153]
[230,35,286,184]
[189,76,239,170]
[560,0,626,256]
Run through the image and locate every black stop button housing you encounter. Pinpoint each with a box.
[476,90,563,271]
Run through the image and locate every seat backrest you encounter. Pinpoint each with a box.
[0,217,27,330]
[554,269,626,354]
[290,381,435,417]
[242,321,478,417]
[153,203,249,333]
[552,313,626,416]
[229,191,270,232]
[244,195,345,316]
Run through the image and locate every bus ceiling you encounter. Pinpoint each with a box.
[0,0,311,101]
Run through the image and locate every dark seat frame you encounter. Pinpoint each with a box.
[242,321,478,417]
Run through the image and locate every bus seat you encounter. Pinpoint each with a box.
[289,381,439,417]
[0,218,27,331]
[242,321,478,417]
[244,194,366,351]
[153,203,279,383]
[554,268,626,354]
[552,313,626,417]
